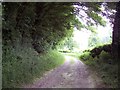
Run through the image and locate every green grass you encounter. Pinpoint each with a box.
[63,52,80,59]
[2,46,65,88]
[79,50,118,88]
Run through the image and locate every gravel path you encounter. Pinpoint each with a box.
[24,56,105,88]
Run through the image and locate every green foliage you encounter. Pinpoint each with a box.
[88,33,101,48]
[79,45,118,88]
[83,2,102,12]
[87,11,106,26]
[88,30,112,49]
[58,36,79,52]
[2,2,115,53]
[86,26,97,33]
[99,51,111,63]
[79,51,91,61]
[2,2,117,88]
[2,46,65,88]
[2,2,76,53]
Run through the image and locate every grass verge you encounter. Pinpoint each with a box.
[2,46,65,88]
[79,49,118,88]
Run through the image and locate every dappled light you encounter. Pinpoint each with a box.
[64,55,82,64]
[60,5,113,52]
[2,2,119,88]
[72,27,91,51]
[64,56,72,62]
[71,22,112,52]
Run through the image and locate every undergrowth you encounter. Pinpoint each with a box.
[2,46,65,88]
[79,48,118,88]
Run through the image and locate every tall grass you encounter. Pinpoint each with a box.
[79,50,118,88]
[2,46,65,88]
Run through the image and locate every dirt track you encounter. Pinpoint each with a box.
[24,56,105,88]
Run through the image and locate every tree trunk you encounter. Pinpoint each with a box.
[112,1,120,59]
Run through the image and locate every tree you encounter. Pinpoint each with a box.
[2,2,76,53]
[2,2,117,54]
[112,2,120,59]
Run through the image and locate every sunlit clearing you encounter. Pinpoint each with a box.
[97,24,112,43]
[73,27,91,51]
[72,19,112,52]
[71,4,113,52]
[72,24,112,51]
[65,56,76,62]
[65,55,84,64]
[65,56,71,62]
[59,5,113,53]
